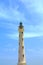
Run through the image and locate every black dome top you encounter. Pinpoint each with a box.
[19,22,23,28]
[20,22,22,26]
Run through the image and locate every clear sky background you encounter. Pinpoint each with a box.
[0,0,43,65]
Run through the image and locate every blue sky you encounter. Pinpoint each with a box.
[0,0,43,65]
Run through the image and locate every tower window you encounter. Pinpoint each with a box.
[22,46,24,48]
[22,38,23,41]
[22,32,23,34]
[22,54,24,57]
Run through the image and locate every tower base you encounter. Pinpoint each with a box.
[18,62,26,65]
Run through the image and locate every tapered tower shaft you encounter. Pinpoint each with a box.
[18,22,26,65]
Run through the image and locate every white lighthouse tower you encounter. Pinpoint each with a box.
[18,22,26,65]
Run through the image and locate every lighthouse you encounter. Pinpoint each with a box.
[18,22,26,65]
